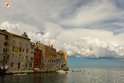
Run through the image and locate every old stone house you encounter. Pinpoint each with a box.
[0,30,34,73]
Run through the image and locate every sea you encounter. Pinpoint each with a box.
[1,56,124,83]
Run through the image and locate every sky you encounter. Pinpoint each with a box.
[0,0,124,58]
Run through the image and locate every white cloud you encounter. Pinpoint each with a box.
[0,21,39,35]
[0,0,124,58]
[1,21,124,58]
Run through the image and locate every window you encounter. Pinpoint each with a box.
[19,54,21,60]
[18,63,20,69]
[26,49,28,53]
[3,48,5,52]
[6,54,9,60]
[31,47,33,49]
[29,63,32,68]
[25,63,27,68]
[26,56,28,59]
[3,56,5,61]
[12,46,15,51]
[5,36,8,39]
[19,48,21,52]
[4,42,7,46]
[22,49,24,52]
[11,63,13,67]
[30,57,33,61]
[3,48,7,52]
[31,51,33,54]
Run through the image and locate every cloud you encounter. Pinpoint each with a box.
[0,0,124,58]
[0,0,124,30]
[1,21,124,58]
[0,21,39,34]
[62,0,124,27]
[0,0,78,29]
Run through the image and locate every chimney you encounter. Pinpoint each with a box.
[51,45,53,48]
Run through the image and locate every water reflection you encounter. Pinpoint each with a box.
[0,72,67,83]
[1,68,124,83]
[0,75,5,83]
[33,73,67,83]
[68,68,124,83]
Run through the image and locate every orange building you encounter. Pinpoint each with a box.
[35,43,59,72]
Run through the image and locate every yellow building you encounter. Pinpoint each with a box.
[57,50,69,71]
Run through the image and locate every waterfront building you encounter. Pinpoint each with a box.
[28,42,35,70]
[0,30,34,73]
[0,30,68,74]
[35,43,59,72]
[0,30,9,67]
[33,48,42,72]
[57,50,68,70]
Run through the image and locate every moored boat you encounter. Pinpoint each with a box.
[0,65,9,75]
[56,70,67,74]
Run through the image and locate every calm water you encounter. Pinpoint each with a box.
[1,56,124,83]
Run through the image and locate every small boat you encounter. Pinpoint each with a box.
[0,65,9,75]
[56,70,67,74]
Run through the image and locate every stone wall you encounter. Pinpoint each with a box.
[0,32,7,66]
[7,33,34,72]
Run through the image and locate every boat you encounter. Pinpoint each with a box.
[0,65,9,75]
[56,70,67,74]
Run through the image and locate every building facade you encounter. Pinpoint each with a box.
[35,43,60,72]
[0,30,34,73]
[0,30,9,67]
[33,48,42,71]
[57,50,68,71]
[0,30,68,74]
